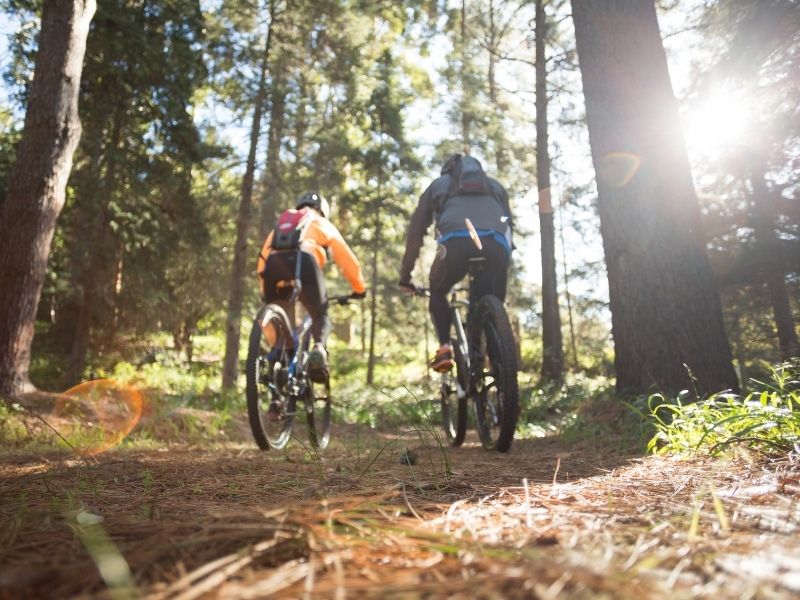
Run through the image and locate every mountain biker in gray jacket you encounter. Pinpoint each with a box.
[399,154,513,372]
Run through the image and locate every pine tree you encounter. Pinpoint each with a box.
[536,0,563,382]
[0,0,96,397]
[571,0,739,395]
[221,0,280,391]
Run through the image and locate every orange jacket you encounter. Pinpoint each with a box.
[257,213,367,295]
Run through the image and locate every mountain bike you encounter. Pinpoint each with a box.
[414,235,519,452]
[246,273,359,450]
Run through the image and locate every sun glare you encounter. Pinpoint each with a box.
[683,91,753,158]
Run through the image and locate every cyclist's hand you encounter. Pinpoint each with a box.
[398,281,417,295]
[350,290,367,300]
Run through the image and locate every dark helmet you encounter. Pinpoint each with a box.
[441,153,463,175]
[295,191,330,219]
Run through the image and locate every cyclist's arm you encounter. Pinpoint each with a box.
[256,231,274,299]
[256,231,274,276]
[322,221,367,294]
[399,185,435,283]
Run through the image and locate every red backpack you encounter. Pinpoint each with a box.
[271,207,312,250]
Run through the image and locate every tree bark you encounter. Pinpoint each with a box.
[221,3,275,390]
[749,155,799,359]
[571,0,738,396]
[536,0,564,383]
[0,0,96,397]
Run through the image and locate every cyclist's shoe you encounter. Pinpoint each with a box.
[431,343,454,373]
[308,344,329,383]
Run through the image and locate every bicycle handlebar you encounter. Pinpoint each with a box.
[400,284,430,298]
[334,292,366,306]
[413,287,430,298]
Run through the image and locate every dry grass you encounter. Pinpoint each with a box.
[1,411,799,599]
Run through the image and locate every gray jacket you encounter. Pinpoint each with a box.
[400,172,512,283]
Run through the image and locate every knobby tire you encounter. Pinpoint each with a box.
[246,304,295,450]
[472,295,519,453]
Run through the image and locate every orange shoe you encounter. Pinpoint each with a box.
[430,344,454,373]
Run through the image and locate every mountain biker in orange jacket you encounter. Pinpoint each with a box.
[257,192,367,382]
[399,155,513,372]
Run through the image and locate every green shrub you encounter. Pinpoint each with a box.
[648,360,799,456]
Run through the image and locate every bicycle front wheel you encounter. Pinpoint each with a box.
[440,339,467,446]
[304,374,332,449]
[246,304,296,450]
[471,295,519,453]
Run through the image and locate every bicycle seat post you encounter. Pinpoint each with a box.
[466,256,487,316]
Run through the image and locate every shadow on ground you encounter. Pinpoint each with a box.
[0,421,647,598]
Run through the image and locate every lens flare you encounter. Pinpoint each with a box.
[54,379,143,456]
[684,91,751,158]
[598,152,642,188]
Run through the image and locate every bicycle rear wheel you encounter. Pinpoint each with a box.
[471,295,519,452]
[246,304,296,450]
[440,339,467,446]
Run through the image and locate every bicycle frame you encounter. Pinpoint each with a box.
[266,246,314,396]
[415,221,518,451]
[449,294,470,394]
[269,247,348,392]
[287,316,313,386]
[450,257,489,395]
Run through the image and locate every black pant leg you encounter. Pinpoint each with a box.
[428,239,470,344]
[428,237,509,344]
[298,252,330,345]
[474,237,509,302]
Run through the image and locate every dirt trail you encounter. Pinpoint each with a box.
[1,426,798,599]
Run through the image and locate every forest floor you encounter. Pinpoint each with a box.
[1,394,799,599]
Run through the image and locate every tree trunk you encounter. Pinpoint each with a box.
[459,0,471,154]
[259,58,287,240]
[536,0,564,383]
[293,72,308,163]
[0,0,96,397]
[64,112,122,388]
[749,155,799,359]
[221,5,274,390]
[360,296,367,354]
[729,307,746,388]
[571,0,738,396]
[488,0,497,105]
[366,208,382,385]
[64,286,92,387]
[558,195,578,368]
[486,0,508,178]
